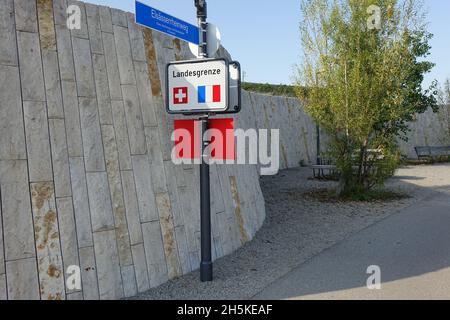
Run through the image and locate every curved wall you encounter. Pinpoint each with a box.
[0,0,269,300]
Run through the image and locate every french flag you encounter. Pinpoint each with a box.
[198,85,221,103]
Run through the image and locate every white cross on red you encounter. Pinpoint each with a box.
[174,87,188,104]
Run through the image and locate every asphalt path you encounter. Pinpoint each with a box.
[253,187,450,300]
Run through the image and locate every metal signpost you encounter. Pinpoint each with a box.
[135,0,241,282]
[195,0,213,282]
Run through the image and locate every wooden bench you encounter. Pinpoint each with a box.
[415,146,450,160]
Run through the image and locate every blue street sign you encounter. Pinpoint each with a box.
[135,1,199,45]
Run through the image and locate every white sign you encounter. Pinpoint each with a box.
[166,59,229,114]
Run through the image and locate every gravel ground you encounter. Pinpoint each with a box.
[132,163,450,300]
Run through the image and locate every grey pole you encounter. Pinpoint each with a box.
[195,0,213,282]
[316,124,321,165]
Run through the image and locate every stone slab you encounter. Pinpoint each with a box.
[72,37,96,98]
[0,160,35,261]
[93,230,124,299]
[14,0,38,32]
[79,246,99,300]
[17,31,46,101]
[121,85,146,155]
[61,81,83,157]
[86,172,114,232]
[110,100,132,170]
[49,119,72,198]
[131,243,150,293]
[0,65,26,160]
[42,51,64,119]
[69,157,93,248]
[121,170,143,245]
[131,155,158,223]
[55,197,80,294]
[30,182,65,300]
[6,258,40,300]
[113,25,136,85]
[23,101,53,182]
[92,54,113,125]
[79,97,106,172]
[142,221,168,288]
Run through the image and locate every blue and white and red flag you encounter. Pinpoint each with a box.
[198,85,221,103]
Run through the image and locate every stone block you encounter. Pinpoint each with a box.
[86,172,114,232]
[114,25,136,85]
[156,193,181,279]
[131,243,150,293]
[30,182,65,300]
[55,25,75,81]
[23,101,53,182]
[49,119,72,198]
[85,3,103,54]
[111,8,127,27]
[72,37,96,97]
[0,0,17,65]
[79,246,99,300]
[121,265,137,298]
[133,61,157,127]
[102,32,122,100]
[98,5,113,33]
[101,125,133,266]
[110,100,132,170]
[14,0,38,32]
[37,0,57,51]
[0,161,35,261]
[61,81,82,157]
[17,31,45,101]
[121,170,143,245]
[122,85,146,155]
[127,13,146,62]
[6,258,40,300]
[69,157,93,248]
[42,51,64,118]
[52,0,67,26]
[93,230,124,299]
[144,126,167,194]
[55,197,80,293]
[142,221,168,288]
[79,97,105,172]
[92,54,113,125]
[0,65,26,160]
[131,155,158,223]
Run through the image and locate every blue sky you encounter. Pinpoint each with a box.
[83,0,449,89]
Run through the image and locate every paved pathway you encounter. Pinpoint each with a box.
[253,187,450,300]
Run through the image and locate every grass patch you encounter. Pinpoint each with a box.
[304,188,409,203]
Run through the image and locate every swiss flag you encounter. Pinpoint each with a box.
[173,87,188,104]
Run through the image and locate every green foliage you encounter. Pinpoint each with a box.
[242,82,299,97]
[297,0,438,196]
